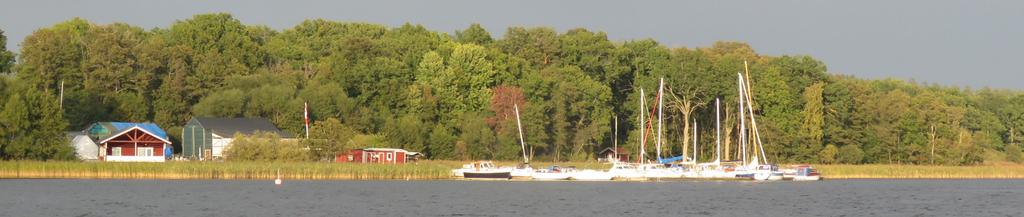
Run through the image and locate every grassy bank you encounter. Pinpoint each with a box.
[0,161,452,180]
[816,164,1024,179]
[2,161,1023,180]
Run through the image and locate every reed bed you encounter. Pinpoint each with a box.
[0,161,452,180]
[5,161,1022,180]
[817,164,1024,179]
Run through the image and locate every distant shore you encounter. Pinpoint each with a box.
[1,161,1022,180]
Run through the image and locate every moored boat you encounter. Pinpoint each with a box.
[785,165,821,181]
[531,166,573,180]
[458,161,512,180]
[570,169,614,181]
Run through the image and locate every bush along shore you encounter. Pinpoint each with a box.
[2,161,1024,180]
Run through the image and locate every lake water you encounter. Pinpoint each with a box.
[0,179,1020,217]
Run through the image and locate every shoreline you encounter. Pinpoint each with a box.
[2,161,1022,180]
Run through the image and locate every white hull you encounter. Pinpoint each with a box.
[531,172,571,180]
[570,170,614,181]
[509,167,534,178]
[791,175,821,181]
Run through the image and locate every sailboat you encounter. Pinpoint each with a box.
[691,98,732,178]
[642,78,685,179]
[732,68,783,181]
[508,104,535,179]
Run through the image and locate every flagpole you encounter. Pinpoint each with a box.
[304,102,310,139]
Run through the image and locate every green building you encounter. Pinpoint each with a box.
[181,117,292,160]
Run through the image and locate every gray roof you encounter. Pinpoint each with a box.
[192,117,294,138]
[65,131,87,140]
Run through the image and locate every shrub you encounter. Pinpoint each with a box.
[838,145,864,164]
[818,144,838,164]
[1007,144,1023,163]
[224,131,310,162]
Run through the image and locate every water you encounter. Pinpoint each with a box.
[0,179,1020,217]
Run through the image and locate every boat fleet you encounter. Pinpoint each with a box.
[452,67,821,182]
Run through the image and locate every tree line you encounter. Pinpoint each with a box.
[1,13,1022,165]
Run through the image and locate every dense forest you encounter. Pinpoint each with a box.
[1,13,1022,165]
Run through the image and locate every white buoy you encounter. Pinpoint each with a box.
[275,169,282,186]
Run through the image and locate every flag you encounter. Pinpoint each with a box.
[304,102,310,139]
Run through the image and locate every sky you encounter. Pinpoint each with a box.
[1,0,1021,89]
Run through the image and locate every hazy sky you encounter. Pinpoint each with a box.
[2,0,1021,89]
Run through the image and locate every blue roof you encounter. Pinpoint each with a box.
[108,122,169,140]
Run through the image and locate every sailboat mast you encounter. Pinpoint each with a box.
[656,78,664,161]
[715,98,721,163]
[693,119,697,163]
[738,73,748,165]
[742,61,769,164]
[639,88,646,164]
[514,104,529,164]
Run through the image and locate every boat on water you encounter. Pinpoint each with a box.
[783,165,821,181]
[457,161,512,180]
[736,164,784,181]
[531,166,573,180]
[570,169,614,181]
[509,164,534,179]
[640,163,686,179]
[609,162,646,180]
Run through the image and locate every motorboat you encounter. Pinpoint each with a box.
[457,161,512,180]
[531,166,573,180]
[785,165,821,181]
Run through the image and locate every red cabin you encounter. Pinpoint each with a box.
[336,148,419,164]
[598,147,630,163]
[97,126,171,162]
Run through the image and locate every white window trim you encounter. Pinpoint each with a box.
[138,147,154,157]
[112,147,122,156]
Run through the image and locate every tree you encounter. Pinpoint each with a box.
[0,29,15,73]
[308,118,356,161]
[428,124,457,159]
[799,82,826,161]
[838,144,864,164]
[455,23,493,45]
[1006,144,1022,163]
[819,144,839,164]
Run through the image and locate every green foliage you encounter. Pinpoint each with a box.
[307,118,357,161]
[455,23,493,45]
[3,14,1023,165]
[838,144,865,164]
[1006,144,1022,163]
[0,29,14,73]
[819,144,838,164]
[224,132,309,162]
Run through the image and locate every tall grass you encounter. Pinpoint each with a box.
[0,161,451,180]
[4,161,1022,180]
[817,164,1024,179]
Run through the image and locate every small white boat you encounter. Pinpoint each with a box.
[570,169,614,181]
[531,166,573,180]
[640,163,685,179]
[749,164,784,181]
[509,164,534,179]
[786,165,821,181]
[609,163,645,180]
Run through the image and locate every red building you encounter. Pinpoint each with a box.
[97,125,172,162]
[598,147,630,163]
[336,148,420,164]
